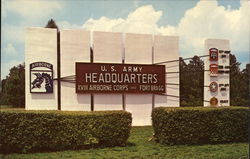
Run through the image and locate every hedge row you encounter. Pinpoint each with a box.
[152,107,249,145]
[0,110,132,153]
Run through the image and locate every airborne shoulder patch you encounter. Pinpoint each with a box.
[30,62,53,93]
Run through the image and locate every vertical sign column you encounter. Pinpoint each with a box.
[93,31,123,110]
[154,35,180,107]
[204,39,230,106]
[124,33,153,126]
[25,28,58,110]
[60,30,91,110]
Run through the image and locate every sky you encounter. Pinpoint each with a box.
[1,0,250,80]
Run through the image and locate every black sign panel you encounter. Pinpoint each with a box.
[76,63,166,94]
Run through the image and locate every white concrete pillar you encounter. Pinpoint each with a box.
[124,33,153,126]
[92,31,123,110]
[204,39,230,106]
[25,27,58,110]
[60,29,91,111]
[153,35,180,107]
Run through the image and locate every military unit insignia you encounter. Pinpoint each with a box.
[30,62,53,93]
[210,64,218,76]
[210,97,218,106]
[209,82,218,92]
[209,48,218,61]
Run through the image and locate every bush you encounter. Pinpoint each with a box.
[0,110,132,153]
[152,107,249,145]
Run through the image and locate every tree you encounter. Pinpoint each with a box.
[180,56,204,106]
[1,64,25,107]
[230,54,249,106]
[241,64,250,106]
[0,79,8,105]
[45,19,59,31]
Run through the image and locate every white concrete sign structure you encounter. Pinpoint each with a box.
[124,33,154,126]
[25,28,58,110]
[154,36,179,107]
[60,29,91,111]
[93,31,124,111]
[204,39,230,106]
[25,27,227,125]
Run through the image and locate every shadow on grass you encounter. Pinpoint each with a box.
[1,141,137,155]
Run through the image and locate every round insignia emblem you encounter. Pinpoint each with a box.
[210,97,218,106]
[209,82,218,92]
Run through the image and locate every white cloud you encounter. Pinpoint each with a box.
[83,5,162,34]
[157,26,177,35]
[83,17,125,32]
[1,60,23,80]
[171,0,250,57]
[4,43,18,56]
[81,1,250,59]
[4,0,62,19]
[57,21,81,30]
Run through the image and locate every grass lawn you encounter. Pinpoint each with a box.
[0,126,248,159]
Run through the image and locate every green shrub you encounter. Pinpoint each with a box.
[152,107,249,145]
[0,110,132,153]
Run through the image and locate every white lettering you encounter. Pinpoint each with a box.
[130,74,136,83]
[124,74,130,83]
[139,67,142,72]
[101,66,107,72]
[123,67,127,72]
[111,73,117,83]
[142,74,147,83]
[153,74,157,83]
[99,73,104,83]
[85,73,92,82]
[92,73,97,83]
[111,66,115,72]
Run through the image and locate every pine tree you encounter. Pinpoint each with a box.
[45,19,59,31]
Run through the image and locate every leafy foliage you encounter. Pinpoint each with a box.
[180,56,204,106]
[0,64,25,107]
[152,107,249,145]
[0,110,132,153]
[230,55,249,106]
